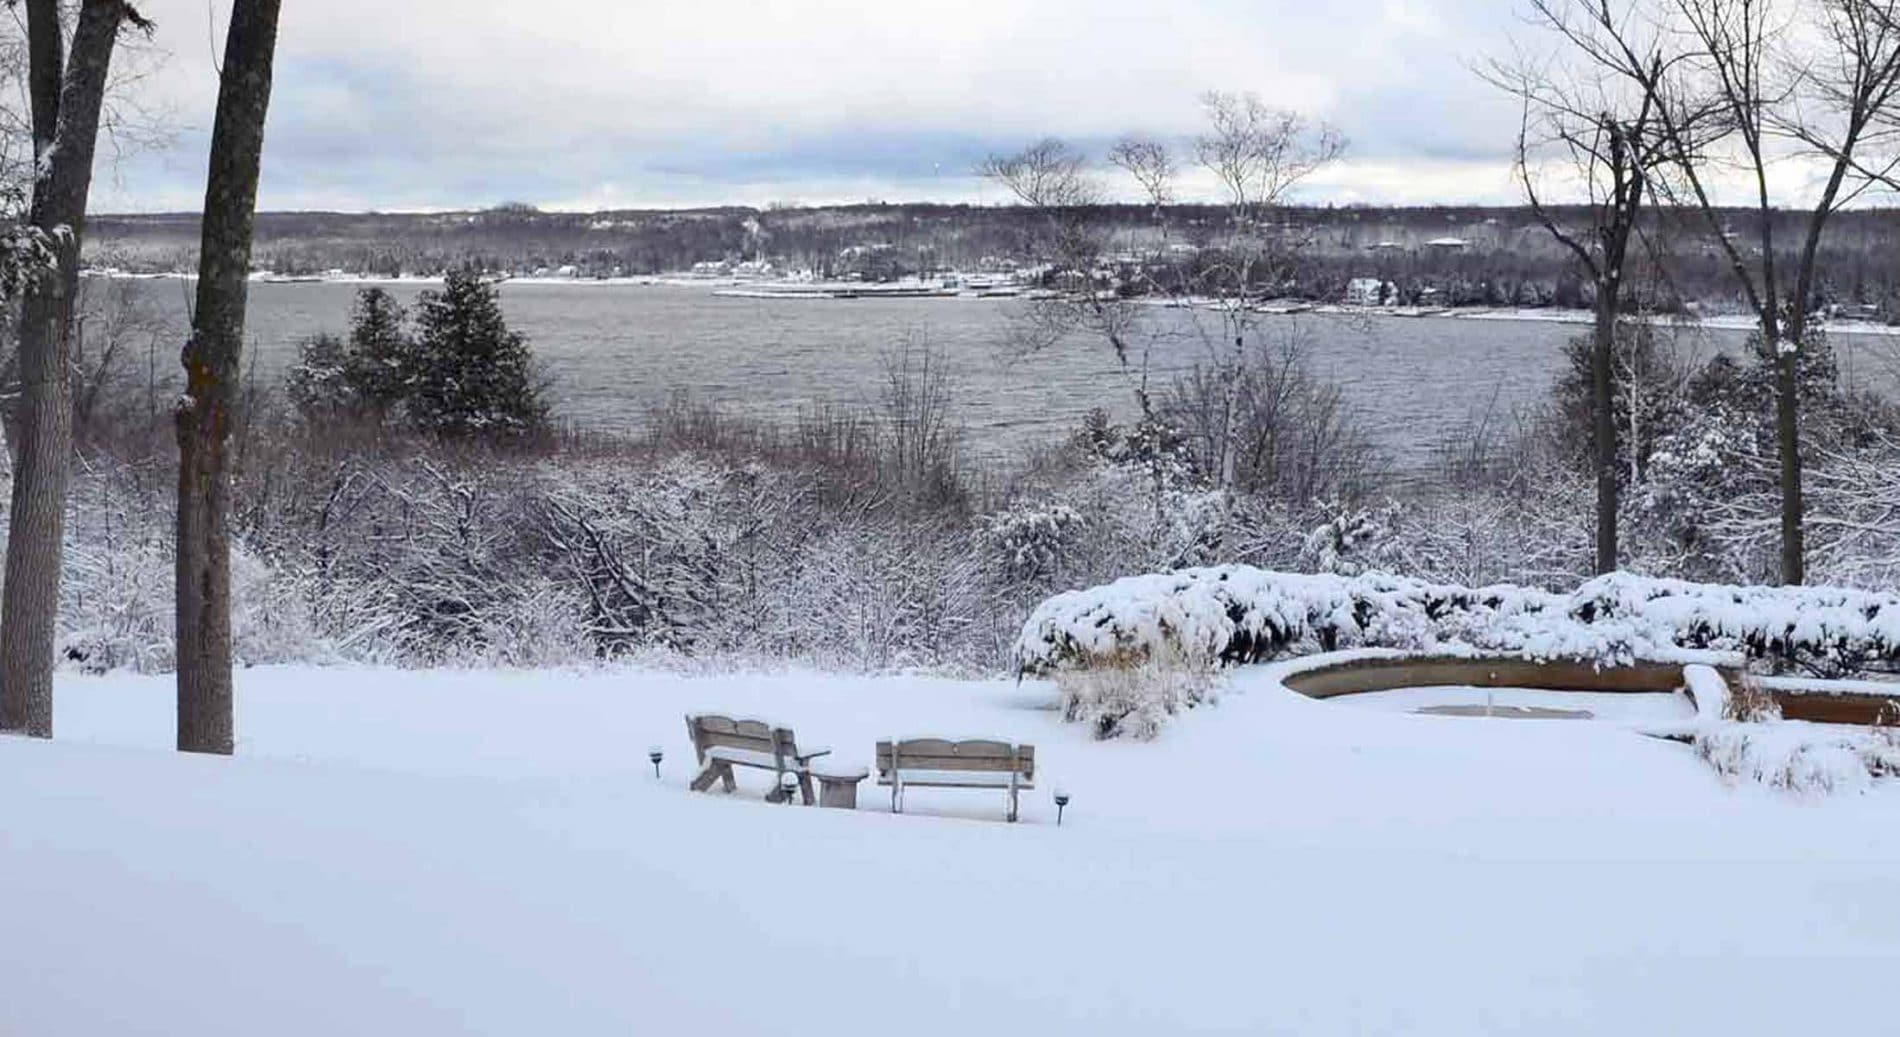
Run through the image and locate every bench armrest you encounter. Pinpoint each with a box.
[795,747,832,762]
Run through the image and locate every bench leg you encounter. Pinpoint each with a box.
[690,761,737,794]
[1007,786,1019,823]
[797,771,815,806]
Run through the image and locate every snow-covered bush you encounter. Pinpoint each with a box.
[1299,501,1400,576]
[1695,724,1878,796]
[1015,566,1900,679]
[979,502,1083,584]
[59,528,174,673]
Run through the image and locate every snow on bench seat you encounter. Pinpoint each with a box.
[706,745,832,770]
[881,769,1031,788]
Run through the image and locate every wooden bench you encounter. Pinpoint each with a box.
[686,714,831,805]
[876,738,1035,822]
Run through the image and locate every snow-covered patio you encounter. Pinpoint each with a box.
[7,662,1900,1035]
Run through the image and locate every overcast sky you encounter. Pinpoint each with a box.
[88,0,1560,213]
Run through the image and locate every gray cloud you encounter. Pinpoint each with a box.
[91,0,1538,212]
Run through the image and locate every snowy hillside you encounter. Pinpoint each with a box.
[7,664,1900,1035]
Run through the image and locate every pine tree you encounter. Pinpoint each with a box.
[285,333,355,418]
[343,287,412,421]
[408,271,547,437]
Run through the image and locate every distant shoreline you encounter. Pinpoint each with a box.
[77,269,1900,340]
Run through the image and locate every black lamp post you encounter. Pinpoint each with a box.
[1054,788,1071,826]
[648,745,663,779]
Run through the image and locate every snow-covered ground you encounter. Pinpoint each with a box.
[1330,684,1696,724]
[7,662,1900,1035]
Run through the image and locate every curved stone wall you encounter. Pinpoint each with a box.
[1279,652,1900,726]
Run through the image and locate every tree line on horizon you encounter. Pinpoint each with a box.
[77,201,1900,318]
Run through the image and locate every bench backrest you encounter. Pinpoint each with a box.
[876,738,1034,781]
[686,714,799,768]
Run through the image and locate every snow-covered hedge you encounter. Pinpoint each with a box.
[1015,567,1900,679]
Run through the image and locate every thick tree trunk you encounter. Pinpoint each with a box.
[24,0,63,154]
[176,0,281,755]
[1591,288,1618,575]
[0,1,129,738]
[1779,165,1846,589]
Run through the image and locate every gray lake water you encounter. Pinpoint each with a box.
[86,278,1899,473]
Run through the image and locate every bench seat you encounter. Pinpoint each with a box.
[879,769,1035,789]
[707,745,830,770]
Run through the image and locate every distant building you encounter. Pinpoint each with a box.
[1346,277,1393,306]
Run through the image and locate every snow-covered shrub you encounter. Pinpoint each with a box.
[1053,649,1218,740]
[758,517,991,671]
[55,462,177,673]
[1015,565,1900,679]
[1017,567,1537,674]
[1299,501,1400,576]
[1568,574,1900,678]
[230,543,327,667]
[1695,725,1875,796]
[1724,673,1780,723]
[537,455,760,654]
[59,529,174,673]
[979,502,1083,584]
[459,579,595,668]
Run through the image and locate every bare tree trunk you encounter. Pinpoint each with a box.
[0,0,134,738]
[1775,353,1804,584]
[1592,288,1618,575]
[24,0,63,154]
[176,0,281,755]
[1778,152,1852,588]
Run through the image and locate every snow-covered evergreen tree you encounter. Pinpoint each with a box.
[407,271,546,437]
[285,333,357,419]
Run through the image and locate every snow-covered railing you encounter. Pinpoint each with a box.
[1015,567,1900,679]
